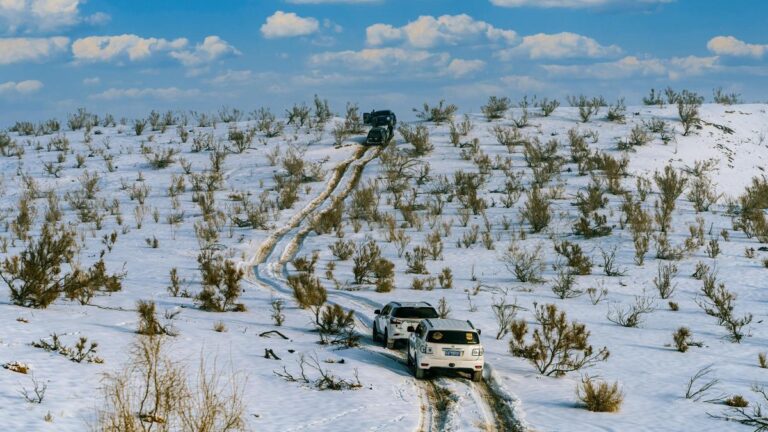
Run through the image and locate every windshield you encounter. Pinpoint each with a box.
[393,307,438,319]
[427,330,479,345]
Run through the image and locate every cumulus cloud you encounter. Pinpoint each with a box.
[497,32,621,60]
[286,0,379,3]
[0,79,44,95]
[209,69,253,86]
[82,76,100,85]
[366,14,517,48]
[72,34,188,62]
[0,36,69,64]
[447,59,485,77]
[707,36,767,59]
[169,36,240,66]
[89,87,201,101]
[500,75,549,91]
[490,0,674,8]
[310,47,450,71]
[261,11,319,39]
[542,55,717,80]
[0,0,104,32]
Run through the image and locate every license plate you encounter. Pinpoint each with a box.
[444,350,462,357]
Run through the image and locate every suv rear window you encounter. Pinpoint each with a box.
[427,331,479,345]
[393,307,438,319]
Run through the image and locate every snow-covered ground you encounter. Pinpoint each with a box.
[1,103,767,431]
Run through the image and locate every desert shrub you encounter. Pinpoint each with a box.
[759,353,767,369]
[492,125,525,150]
[271,299,285,326]
[136,300,174,336]
[413,100,457,124]
[317,304,358,347]
[725,395,749,408]
[654,165,687,232]
[65,258,126,305]
[167,268,182,297]
[253,107,285,138]
[31,333,102,363]
[686,160,720,212]
[454,170,487,215]
[654,262,678,299]
[492,296,519,339]
[195,252,245,312]
[521,187,551,233]
[551,269,580,299]
[567,95,604,123]
[329,239,355,260]
[349,182,379,221]
[554,241,592,275]
[503,243,545,283]
[145,147,179,169]
[286,103,311,128]
[673,327,692,352]
[96,336,246,432]
[643,88,665,107]
[398,124,433,156]
[438,267,453,288]
[676,90,704,136]
[577,376,624,413]
[509,303,609,376]
[1,223,78,308]
[713,87,741,105]
[228,126,255,153]
[539,98,560,117]
[288,272,326,323]
[606,98,626,123]
[482,96,511,121]
[696,278,752,342]
[618,124,652,151]
[405,246,429,274]
[607,295,655,327]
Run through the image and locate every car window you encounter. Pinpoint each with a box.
[427,331,479,345]
[381,305,391,315]
[393,307,439,319]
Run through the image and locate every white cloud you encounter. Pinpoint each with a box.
[286,0,378,3]
[542,55,717,80]
[707,36,767,59]
[366,14,517,48]
[310,47,449,71]
[89,87,201,101]
[500,75,549,91]
[84,11,110,26]
[210,69,253,86]
[490,0,673,8]
[498,32,621,60]
[0,0,100,32]
[72,34,188,62]
[82,76,100,85]
[169,36,240,66]
[0,36,69,64]
[261,11,319,39]
[447,59,485,77]
[0,79,43,95]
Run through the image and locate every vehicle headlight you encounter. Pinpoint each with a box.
[472,348,484,356]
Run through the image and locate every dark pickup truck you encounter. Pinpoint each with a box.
[363,110,397,145]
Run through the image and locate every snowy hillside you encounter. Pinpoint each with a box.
[1,102,767,432]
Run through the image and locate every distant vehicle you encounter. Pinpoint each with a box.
[373,301,438,349]
[363,109,397,145]
[407,319,484,381]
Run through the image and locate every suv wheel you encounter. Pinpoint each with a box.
[372,324,379,342]
[385,331,395,349]
[471,370,483,382]
[414,366,426,379]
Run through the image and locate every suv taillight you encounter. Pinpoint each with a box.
[472,348,484,356]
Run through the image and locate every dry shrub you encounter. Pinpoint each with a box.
[509,303,609,376]
[288,272,327,324]
[195,252,245,312]
[136,300,175,336]
[759,353,767,369]
[673,327,692,352]
[413,99,457,124]
[95,336,247,432]
[521,187,551,233]
[725,395,749,408]
[577,376,624,413]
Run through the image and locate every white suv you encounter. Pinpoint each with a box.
[407,319,484,381]
[373,302,439,349]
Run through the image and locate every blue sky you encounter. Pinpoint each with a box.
[1,0,767,123]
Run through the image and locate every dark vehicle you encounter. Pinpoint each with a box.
[364,109,397,146]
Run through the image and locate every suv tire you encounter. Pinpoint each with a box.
[372,324,379,342]
[471,370,483,382]
[415,366,426,379]
[384,330,395,349]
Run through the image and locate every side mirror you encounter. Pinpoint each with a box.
[477,329,482,336]
[374,309,380,315]
[407,326,415,333]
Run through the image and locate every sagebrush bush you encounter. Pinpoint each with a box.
[196,251,245,312]
[413,100,457,124]
[554,241,593,275]
[317,304,357,347]
[509,303,609,376]
[673,327,692,352]
[481,96,511,121]
[654,165,687,232]
[398,124,433,156]
[676,90,704,136]
[521,187,551,233]
[577,376,624,413]
[503,243,545,283]
[288,272,327,323]
[136,300,173,336]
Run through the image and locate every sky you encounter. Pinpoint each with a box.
[1,0,767,124]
